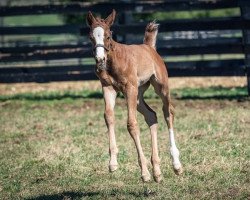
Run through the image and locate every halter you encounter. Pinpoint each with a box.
[93,43,110,52]
[92,31,113,53]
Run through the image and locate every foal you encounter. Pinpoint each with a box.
[86,10,183,182]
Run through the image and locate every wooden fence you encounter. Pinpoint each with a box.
[0,0,250,94]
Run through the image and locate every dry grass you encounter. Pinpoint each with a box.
[0,77,246,95]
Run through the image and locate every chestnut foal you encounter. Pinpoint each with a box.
[86,10,183,182]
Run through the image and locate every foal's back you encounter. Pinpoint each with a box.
[113,42,168,86]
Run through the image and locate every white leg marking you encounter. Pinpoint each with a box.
[106,90,116,109]
[169,129,181,170]
[107,90,118,168]
[103,87,118,172]
[93,27,105,59]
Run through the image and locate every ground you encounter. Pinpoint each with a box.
[0,78,249,199]
[0,77,246,95]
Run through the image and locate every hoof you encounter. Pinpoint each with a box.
[153,173,162,183]
[109,165,118,172]
[173,165,183,175]
[142,172,151,182]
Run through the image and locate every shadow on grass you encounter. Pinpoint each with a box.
[25,189,154,200]
[0,91,104,101]
[175,94,249,101]
[25,191,100,200]
[0,87,248,101]
[172,86,249,101]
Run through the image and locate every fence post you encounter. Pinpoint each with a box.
[0,17,3,45]
[119,11,133,44]
[240,5,250,95]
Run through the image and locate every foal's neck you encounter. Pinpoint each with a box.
[107,39,116,64]
[108,39,122,61]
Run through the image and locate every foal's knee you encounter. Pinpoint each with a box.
[127,120,139,135]
[151,156,160,165]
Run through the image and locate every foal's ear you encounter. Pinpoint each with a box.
[86,11,96,27]
[105,9,116,27]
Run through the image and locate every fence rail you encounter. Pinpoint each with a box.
[0,0,249,94]
[0,59,245,83]
[1,17,250,35]
[1,1,250,16]
[1,43,248,63]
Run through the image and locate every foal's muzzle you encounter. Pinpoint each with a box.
[93,44,109,70]
[95,56,106,64]
[95,59,106,70]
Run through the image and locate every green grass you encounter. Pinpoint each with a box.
[0,86,248,101]
[2,14,78,45]
[4,15,64,26]
[164,54,244,62]
[0,87,249,199]
[172,86,248,99]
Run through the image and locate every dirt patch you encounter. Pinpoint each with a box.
[0,77,246,95]
[168,98,250,113]
[221,187,241,199]
[169,77,246,89]
[0,81,101,95]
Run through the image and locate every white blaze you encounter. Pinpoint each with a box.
[93,27,105,59]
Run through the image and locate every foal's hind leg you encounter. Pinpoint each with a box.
[151,77,183,175]
[137,82,162,183]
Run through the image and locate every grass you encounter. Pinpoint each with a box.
[2,14,78,45]
[0,87,249,199]
[4,15,64,26]
[134,8,241,21]
[0,86,248,101]
[164,54,244,62]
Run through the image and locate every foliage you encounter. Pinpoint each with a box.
[58,0,240,25]
[4,14,63,26]
[134,8,240,21]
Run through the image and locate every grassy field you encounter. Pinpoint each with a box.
[0,87,249,199]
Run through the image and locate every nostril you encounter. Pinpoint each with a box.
[95,57,105,63]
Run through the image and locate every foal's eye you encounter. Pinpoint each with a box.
[107,36,110,40]
[89,35,94,41]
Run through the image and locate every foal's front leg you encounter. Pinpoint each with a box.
[103,86,118,172]
[125,85,151,182]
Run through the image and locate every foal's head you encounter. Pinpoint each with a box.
[86,10,116,70]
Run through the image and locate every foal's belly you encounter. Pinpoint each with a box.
[137,75,151,87]
[137,64,155,87]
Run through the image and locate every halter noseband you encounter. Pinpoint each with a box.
[93,44,110,52]
[92,31,112,53]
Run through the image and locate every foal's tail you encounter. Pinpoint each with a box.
[143,21,159,50]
